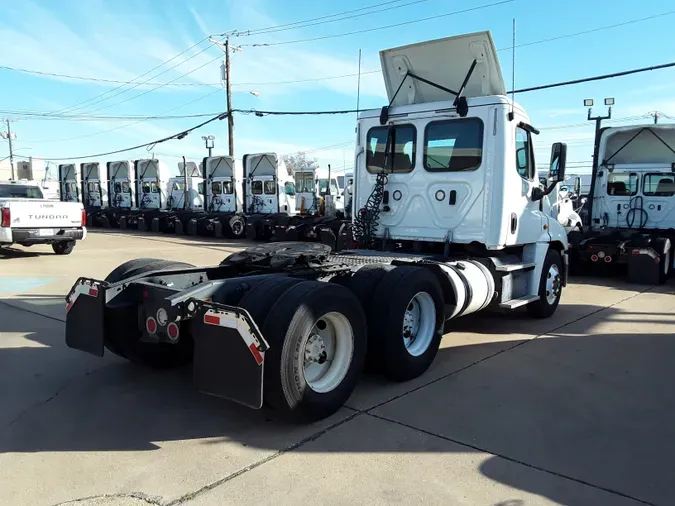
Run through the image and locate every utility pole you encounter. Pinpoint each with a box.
[225,38,234,157]
[1,119,17,180]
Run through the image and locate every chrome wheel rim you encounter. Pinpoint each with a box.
[545,264,562,305]
[301,312,354,393]
[402,292,436,357]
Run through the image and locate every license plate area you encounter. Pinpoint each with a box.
[38,228,54,236]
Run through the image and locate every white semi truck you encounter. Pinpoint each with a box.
[187,155,246,238]
[569,123,675,283]
[65,31,570,422]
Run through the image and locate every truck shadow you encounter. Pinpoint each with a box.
[0,246,43,259]
[1,299,674,505]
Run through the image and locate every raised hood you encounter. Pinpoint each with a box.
[81,162,102,180]
[204,156,235,178]
[107,161,132,180]
[379,30,505,107]
[178,161,202,177]
[246,153,278,178]
[58,164,78,181]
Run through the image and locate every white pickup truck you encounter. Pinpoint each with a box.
[0,180,86,255]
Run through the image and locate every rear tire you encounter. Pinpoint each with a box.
[257,281,367,422]
[527,249,563,319]
[52,241,75,255]
[331,263,394,371]
[369,266,445,382]
[104,258,196,368]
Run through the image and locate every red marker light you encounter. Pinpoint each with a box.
[166,322,179,341]
[146,317,157,335]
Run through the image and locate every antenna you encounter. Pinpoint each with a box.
[509,18,516,121]
[356,49,362,124]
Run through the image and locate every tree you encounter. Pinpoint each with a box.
[282,151,319,176]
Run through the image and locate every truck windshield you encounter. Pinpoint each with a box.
[296,174,314,193]
[0,184,44,199]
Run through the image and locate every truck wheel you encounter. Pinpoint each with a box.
[653,237,672,284]
[104,258,196,368]
[228,215,246,238]
[52,241,75,255]
[370,266,445,382]
[259,281,366,422]
[237,276,304,327]
[331,263,395,371]
[527,249,563,319]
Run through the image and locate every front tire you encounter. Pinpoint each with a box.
[257,281,367,422]
[52,241,75,255]
[527,249,563,319]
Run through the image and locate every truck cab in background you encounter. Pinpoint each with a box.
[186,156,246,238]
[243,152,297,239]
[570,124,675,283]
[58,164,80,203]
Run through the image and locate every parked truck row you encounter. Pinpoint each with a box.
[56,154,353,249]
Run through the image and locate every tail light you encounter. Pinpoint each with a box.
[81,209,87,226]
[1,208,9,228]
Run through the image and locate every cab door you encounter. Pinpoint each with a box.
[505,124,545,246]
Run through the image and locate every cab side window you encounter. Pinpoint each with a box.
[515,127,534,180]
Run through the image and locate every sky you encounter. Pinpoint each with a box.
[1,0,675,177]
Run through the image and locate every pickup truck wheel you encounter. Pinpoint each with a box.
[104,258,196,368]
[52,241,75,255]
[527,249,563,319]
[331,263,395,371]
[369,266,444,382]
[259,281,366,422]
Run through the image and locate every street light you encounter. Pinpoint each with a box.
[202,135,215,157]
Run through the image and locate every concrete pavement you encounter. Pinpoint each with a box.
[1,231,673,506]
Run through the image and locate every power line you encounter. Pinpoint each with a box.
[511,61,675,94]
[236,0,434,36]
[229,0,414,36]
[39,111,230,161]
[23,59,675,157]
[60,47,222,117]
[78,53,223,115]
[499,10,675,53]
[27,89,223,144]
[45,37,213,117]
[0,65,221,87]
[248,1,513,47]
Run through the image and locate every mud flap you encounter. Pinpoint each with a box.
[191,301,269,409]
[65,278,107,357]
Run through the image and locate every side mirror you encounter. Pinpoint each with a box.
[549,142,567,182]
[531,186,545,202]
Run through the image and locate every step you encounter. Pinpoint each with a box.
[495,262,536,273]
[499,295,540,309]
